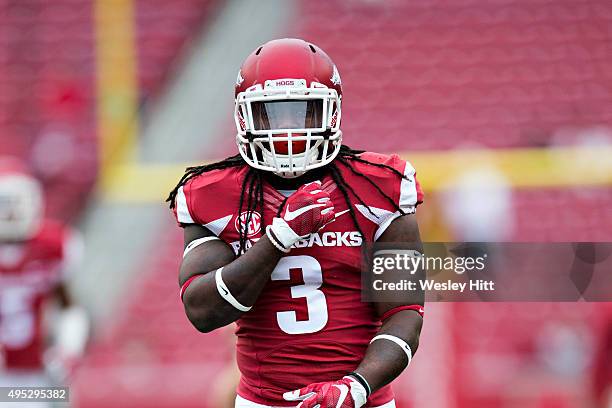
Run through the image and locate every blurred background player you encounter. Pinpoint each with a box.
[0,158,89,401]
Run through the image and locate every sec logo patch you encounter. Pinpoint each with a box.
[235,211,262,237]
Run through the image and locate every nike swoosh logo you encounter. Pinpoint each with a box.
[334,209,350,219]
[333,384,349,408]
[318,209,350,230]
[284,203,326,221]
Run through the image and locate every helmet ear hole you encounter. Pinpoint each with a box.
[255,46,263,55]
[308,44,316,53]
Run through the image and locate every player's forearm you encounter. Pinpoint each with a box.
[182,236,282,332]
[219,235,283,304]
[353,311,423,393]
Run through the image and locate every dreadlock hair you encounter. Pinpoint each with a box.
[167,145,412,255]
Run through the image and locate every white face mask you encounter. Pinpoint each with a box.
[235,79,342,178]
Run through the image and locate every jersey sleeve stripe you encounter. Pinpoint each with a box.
[176,186,195,224]
[399,161,418,212]
[373,159,420,241]
[373,211,402,241]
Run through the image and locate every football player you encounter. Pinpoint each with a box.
[0,159,89,398]
[168,38,424,408]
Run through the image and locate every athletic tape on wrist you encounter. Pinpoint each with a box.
[347,372,372,397]
[215,267,252,312]
[370,334,413,365]
[265,225,290,253]
[269,218,301,249]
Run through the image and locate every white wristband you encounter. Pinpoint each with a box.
[183,236,220,258]
[214,267,252,312]
[370,334,413,365]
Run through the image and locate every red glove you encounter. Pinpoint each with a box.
[283,376,368,408]
[266,181,334,252]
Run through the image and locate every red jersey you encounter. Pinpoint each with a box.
[174,153,423,407]
[0,220,75,370]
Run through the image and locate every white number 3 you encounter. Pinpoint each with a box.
[271,255,328,334]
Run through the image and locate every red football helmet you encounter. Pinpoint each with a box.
[0,158,43,241]
[235,38,342,178]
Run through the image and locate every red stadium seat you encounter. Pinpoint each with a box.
[291,0,612,152]
[0,0,218,222]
